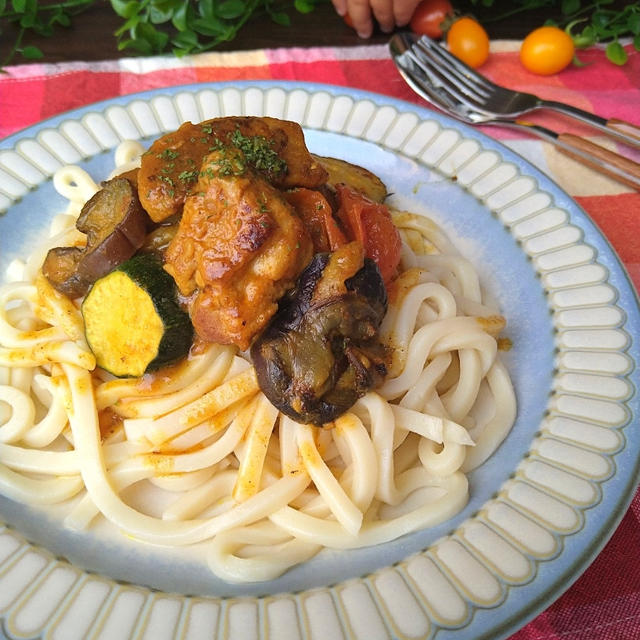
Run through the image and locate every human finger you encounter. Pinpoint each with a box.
[393,0,422,26]
[331,0,348,17]
[367,0,395,33]
[344,0,374,38]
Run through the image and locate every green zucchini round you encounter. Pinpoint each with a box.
[82,253,193,377]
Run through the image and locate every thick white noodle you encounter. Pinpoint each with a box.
[0,154,517,582]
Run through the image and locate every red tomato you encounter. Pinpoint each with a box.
[410,0,454,39]
[446,16,490,68]
[335,185,402,285]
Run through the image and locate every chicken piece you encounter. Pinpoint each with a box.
[164,151,313,351]
[139,116,328,223]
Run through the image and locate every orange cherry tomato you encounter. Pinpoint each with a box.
[520,26,575,75]
[446,16,490,68]
[410,0,454,40]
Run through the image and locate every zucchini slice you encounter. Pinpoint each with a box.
[82,254,193,377]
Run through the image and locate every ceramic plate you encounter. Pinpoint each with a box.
[0,82,638,640]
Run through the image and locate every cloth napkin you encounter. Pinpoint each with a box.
[1,41,639,640]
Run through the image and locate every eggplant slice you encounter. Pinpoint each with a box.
[251,249,388,426]
[43,177,149,297]
[41,246,91,299]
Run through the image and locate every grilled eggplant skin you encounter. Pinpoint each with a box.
[251,252,388,426]
[43,177,149,298]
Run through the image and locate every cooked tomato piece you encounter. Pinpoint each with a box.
[335,184,401,284]
[285,188,347,253]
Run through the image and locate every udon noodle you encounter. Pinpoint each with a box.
[0,140,516,582]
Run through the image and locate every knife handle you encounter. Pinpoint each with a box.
[545,101,640,151]
[607,118,640,145]
[556,132,640,190]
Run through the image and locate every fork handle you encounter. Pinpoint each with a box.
[543,101,640,150]
[556,132,640,190]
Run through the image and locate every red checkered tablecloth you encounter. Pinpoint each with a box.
[1,41,639,639]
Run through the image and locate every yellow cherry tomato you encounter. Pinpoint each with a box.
[446,17,490,68]
[520,26,575,75]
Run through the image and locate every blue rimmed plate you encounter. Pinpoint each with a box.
[0,81,638,640]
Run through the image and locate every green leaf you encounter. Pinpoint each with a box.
[123,1,142,19]
[571,52,588,67]
[592,10,613,31]
[628,12,640,35]
[151,0,183,12]
[572,23,596,48]
[149,5,174,23]
[294,0,315,14]
[190,17,227,36]
[134,21,169,51]
[216,0,245,20]
[270,10,290,26]
[19,12,35,27]
[110,0,140,18]
[34,23,54,36]
[115,15,140,36]
[561,0,580,16]
[118,37,153,54]
[11,0,26,12]
[172,28,199,47]
[21,44,43,59]
[110,0,128,13]
[606,40,628,65]
[198,0,214,19]
[171,1,188,30]
[52,12,72,27]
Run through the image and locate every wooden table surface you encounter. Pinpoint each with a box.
[1,1,627,65]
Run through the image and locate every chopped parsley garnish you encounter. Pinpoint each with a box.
[178,169,199,183]
[200,152,246,178]
[229,129,287,177]
[209,139,225,152]
[158,148,179,160]
[257,194,270,214]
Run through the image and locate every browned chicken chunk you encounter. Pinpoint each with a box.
[164,150,313,351]
[138,116,328,223]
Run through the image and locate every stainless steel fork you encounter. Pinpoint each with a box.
[390,31,640,190]
[392,31,640,149]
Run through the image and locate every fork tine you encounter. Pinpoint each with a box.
[416,35,488,81]
[413,40,492,104]
[400,50,463,112]
[406,46,494,115]
[392,31,640,156]
[415,36,497,98]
